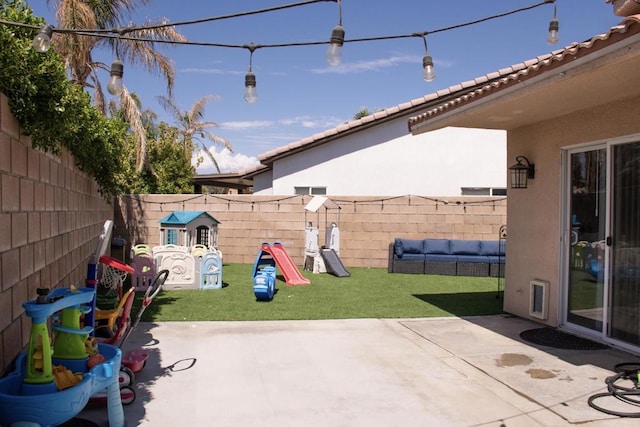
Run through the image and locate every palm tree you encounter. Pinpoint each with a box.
[47,0,187,171]
[157,95,233,173]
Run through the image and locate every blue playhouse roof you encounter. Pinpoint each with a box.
[159,211,220,226]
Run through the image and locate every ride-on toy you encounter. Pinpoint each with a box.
[92,269,168,405]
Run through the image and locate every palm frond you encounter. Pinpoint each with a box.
[120,86,148,172]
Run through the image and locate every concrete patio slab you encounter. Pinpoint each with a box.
[73,315,640,427]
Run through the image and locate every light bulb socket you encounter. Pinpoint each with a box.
[110,59,124,78]
[422,55,434,68]
[329,24,345,46]
[38,24,54,40]
[548,17,559,32]
[245,71,256,88]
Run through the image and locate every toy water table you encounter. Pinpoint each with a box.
[0,287,124,427]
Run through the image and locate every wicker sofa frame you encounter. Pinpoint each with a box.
[388,238,505,277]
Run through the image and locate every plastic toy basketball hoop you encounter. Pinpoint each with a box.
[99,255,134,296]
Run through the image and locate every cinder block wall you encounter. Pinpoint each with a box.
[115,194,506,268]
[0,94,112,375]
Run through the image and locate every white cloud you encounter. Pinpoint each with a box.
[221,116,344,131]
[311,54,420,74]
[221,120,275,130]
[193,148,260,174]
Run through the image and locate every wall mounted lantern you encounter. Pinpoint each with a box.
[509,156,535,189]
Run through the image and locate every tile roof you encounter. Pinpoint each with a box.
[408,15,640,129]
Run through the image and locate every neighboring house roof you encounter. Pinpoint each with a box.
[409,16,640,134]
[159,211,220,226]
[192,171,254,191]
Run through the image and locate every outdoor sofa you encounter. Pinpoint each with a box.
[388,238,505,277]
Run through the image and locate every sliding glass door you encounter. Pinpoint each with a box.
[567,148,606,332]
[608,142,640,345]
[565,140,640,347]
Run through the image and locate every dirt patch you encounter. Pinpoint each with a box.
[496,353,533,367]
[525,368,557,379]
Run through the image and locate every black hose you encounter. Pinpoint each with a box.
[588,364,640,417]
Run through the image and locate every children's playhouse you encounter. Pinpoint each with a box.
[130,211,223,291]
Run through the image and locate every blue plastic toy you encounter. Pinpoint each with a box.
[254,266,276,301]
[0,287,124,427]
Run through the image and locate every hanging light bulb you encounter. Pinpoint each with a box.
[326,24,345,66]
[244,71,257,104]
[243,43,258,103]
[547,17,559,45]
[32,24,53,53]
[546,2,559,45]
[106,59,124,95]
[421,35,435,82]
[422,55,436,82]
[326,0,344,66]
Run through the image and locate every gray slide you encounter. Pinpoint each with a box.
[321,248,350,277]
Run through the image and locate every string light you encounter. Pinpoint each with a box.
[32,24,53,52]
[106,59,124,95]
[326,0,344,66]
[244,43,259,104]
[546,1,559,45]
[420,35,436,82]
[8,0,557,100]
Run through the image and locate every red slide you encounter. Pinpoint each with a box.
[262,242,310,286]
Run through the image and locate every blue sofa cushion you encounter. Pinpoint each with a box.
[423,239,450,254]
[394,238,404,257]
[479,241,499,256]
[479,241,506,256]
[450,240,481,255]
[395,238,424,258]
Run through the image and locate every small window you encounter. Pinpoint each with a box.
[461,187,491,196]
[491,188,507,196]
[196,226,209,246]
[294,186,310,195]
[295,186,327,195]
[166,229,177,245]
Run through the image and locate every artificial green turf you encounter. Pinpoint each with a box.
[138,263,504,322]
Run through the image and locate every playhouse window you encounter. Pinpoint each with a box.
[196,226,209,246]
[166,229,177,245]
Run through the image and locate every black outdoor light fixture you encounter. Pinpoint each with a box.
[509,156,535,189]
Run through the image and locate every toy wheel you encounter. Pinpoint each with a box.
[120,386,136,405]
[119,366,135,387]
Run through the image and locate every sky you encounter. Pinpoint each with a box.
[25,0,621,174]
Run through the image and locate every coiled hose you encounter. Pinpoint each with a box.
[588,363,640,417]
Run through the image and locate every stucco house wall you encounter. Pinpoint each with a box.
[504,96,640,324]
[253,118,506,196]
